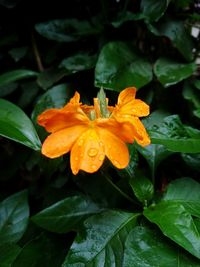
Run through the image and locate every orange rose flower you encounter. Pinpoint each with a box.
[37,87,150,175]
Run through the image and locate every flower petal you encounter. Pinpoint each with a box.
[97,127,129,169]
[37,108,62,130]
[117,87,136,105]
[124,117,151,146]
[41,125,88,158]
[115,99,149,117]
[96,118,135,143]
[37,108,89,133]
[70,129,105,175]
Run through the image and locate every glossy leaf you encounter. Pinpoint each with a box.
[154,58,197,87]
[183,81,200,109]
[59,53,97,73]
[123,226,200,266]
[163,177,200,218]
[62,210,139,266]
[12,233,66,267]
[8,47,28,62]
[141,0,171,22]
[144,201,200,259]
[111,12,144,28]
[149,115,200,153]
[31,83,72,131]
[149,20,194,61]
[115,144,138,180]
[181,153,200,172]
[129,172,154,205]
[137,144,173,177]
[37,68,67,90]
[0,243,21,267]
[95,41,152,91]
[32,195,101,233]
[0,83,18,97]
[35,19,102,42]
[0,70,38,87]
[0,98,41,150]
[0,191,29,245]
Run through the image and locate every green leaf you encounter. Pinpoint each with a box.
[144,201,200,259]
[0,70,38,87]
[163,177,200,218]
[137,144,173,177]
[183,81,200,109]
[95,41,152,91]
[141,0,171,22]
[154,58,197,87]
[129,172,154,205]
[193,79,200,90]
[111,12,144,28]
[181,153,200,172]
[31,84,72,136]
[0,83,18,97]
[123,226,200,266]
[0,98,41,150]
[0,243,21,267]
[115,144,138,180]
[0,191,29,245]
[149,115,200,153]
[12,233,66,267]
[35,19,102,42]
[37,68,67,90]
[59,53,97,73]
[8,47,28,62]
[149,20,194,61]
[31,195,102,233]
[175,0,193,8]
[62,210,139,266]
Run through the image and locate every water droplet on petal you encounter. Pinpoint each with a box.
[88,148,98,157]
[75,157,79,161]
[98,154,104,161]
[91,164,97,170]
[78,139,84,146]
[99,141,104,147]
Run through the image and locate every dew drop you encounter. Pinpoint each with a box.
[98,154,104,161]
[91,164,97,170]
[78,139,84,146]
[99,141,104,147]
[88,148,98,157]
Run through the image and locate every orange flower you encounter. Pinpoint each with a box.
[37,87,150,175]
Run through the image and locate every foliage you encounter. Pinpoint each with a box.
[0,0,200,266]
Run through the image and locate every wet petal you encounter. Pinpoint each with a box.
[115,99,149,117]
[63,91,81,110]
[37,108,62,129]
[117,87,136,105]
[97,127,129,169]
[124,117,151,146]
[41,125,88,158]
[96,118,135,143]
[70,129,105,175]
[37,108,89,133]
